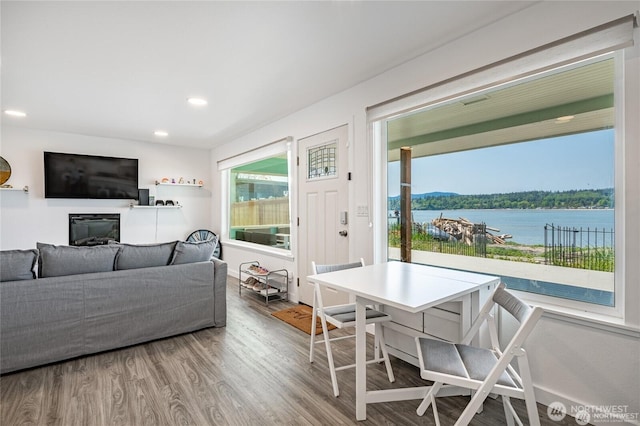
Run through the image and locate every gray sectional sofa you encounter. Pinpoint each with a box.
[0,240,227,374]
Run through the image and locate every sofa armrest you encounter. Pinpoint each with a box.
[211,257,228,326]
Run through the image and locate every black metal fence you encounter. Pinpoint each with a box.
[387,220,487,257]
[389,217,614,272]
[544,223,614,272]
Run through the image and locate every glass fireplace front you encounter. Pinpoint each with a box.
[69,213,120,246]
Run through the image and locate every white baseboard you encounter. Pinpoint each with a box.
[535,385,640,426]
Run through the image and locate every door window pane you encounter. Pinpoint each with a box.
[308,141,337,179]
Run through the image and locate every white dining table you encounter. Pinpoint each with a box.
[307,261,500,421]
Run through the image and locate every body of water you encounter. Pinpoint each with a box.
[391,209,614,246]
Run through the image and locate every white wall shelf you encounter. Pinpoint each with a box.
[0,185,29,193]
[129,203,182,209]
[155,181,202,187]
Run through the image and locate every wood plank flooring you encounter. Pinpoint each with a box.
[1,277,580,425]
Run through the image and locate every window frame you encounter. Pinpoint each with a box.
[219,138,295,257]
[371,48,633,320]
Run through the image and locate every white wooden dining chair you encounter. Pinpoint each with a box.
[414,282,543,426]
[309,259,395,397]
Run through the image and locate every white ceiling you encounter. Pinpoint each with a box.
[1,1,536,150]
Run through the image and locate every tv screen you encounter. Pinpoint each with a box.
[44,152,139,199]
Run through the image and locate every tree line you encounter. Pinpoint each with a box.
[388,188,613,211]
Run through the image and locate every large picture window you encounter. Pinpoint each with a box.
[383,53,621,310]
[228,154,291,250]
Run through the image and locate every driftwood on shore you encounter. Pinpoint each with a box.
[431,214,512,245]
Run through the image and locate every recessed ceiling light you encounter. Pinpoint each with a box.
[4,110,27,118]
[187,97,208,106]
[154,130,169,137]
[555,115,575,124]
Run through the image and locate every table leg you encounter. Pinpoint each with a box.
[355,295,367,421]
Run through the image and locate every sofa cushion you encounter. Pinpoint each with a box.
[0,249,39,281]
[115,241,177,270]
[37,243,120,278]
[170,240,216,265]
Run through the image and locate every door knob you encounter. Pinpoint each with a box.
[339,230,348,237]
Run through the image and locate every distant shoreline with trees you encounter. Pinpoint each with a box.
[388,188,613,211]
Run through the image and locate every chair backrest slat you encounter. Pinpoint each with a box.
[493,285,532,323]
[313,259,364,275]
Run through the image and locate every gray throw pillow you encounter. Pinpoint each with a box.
[170,240,216,265]
[37,243,120,278]
[115,241,177,270]
[0,249,39,281]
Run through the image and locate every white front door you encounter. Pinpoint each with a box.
[298,125,350,306]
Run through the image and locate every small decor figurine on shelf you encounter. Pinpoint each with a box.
[178,177,184,184]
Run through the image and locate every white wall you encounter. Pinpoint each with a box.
[211,2,640,423]
[528,316,640,423]
[0,126,212,249]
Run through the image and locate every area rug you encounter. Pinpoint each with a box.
[271,305,336,335]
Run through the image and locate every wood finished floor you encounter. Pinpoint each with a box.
[1,277,580,425]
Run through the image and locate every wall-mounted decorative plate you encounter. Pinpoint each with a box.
[0,157,11,185]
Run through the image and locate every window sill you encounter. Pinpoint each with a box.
[514,292,640,338]
[222,239,294,261]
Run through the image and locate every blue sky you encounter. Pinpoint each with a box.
[387,129,614,197]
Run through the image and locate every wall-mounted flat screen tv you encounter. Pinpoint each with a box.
[44,152,139,199]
